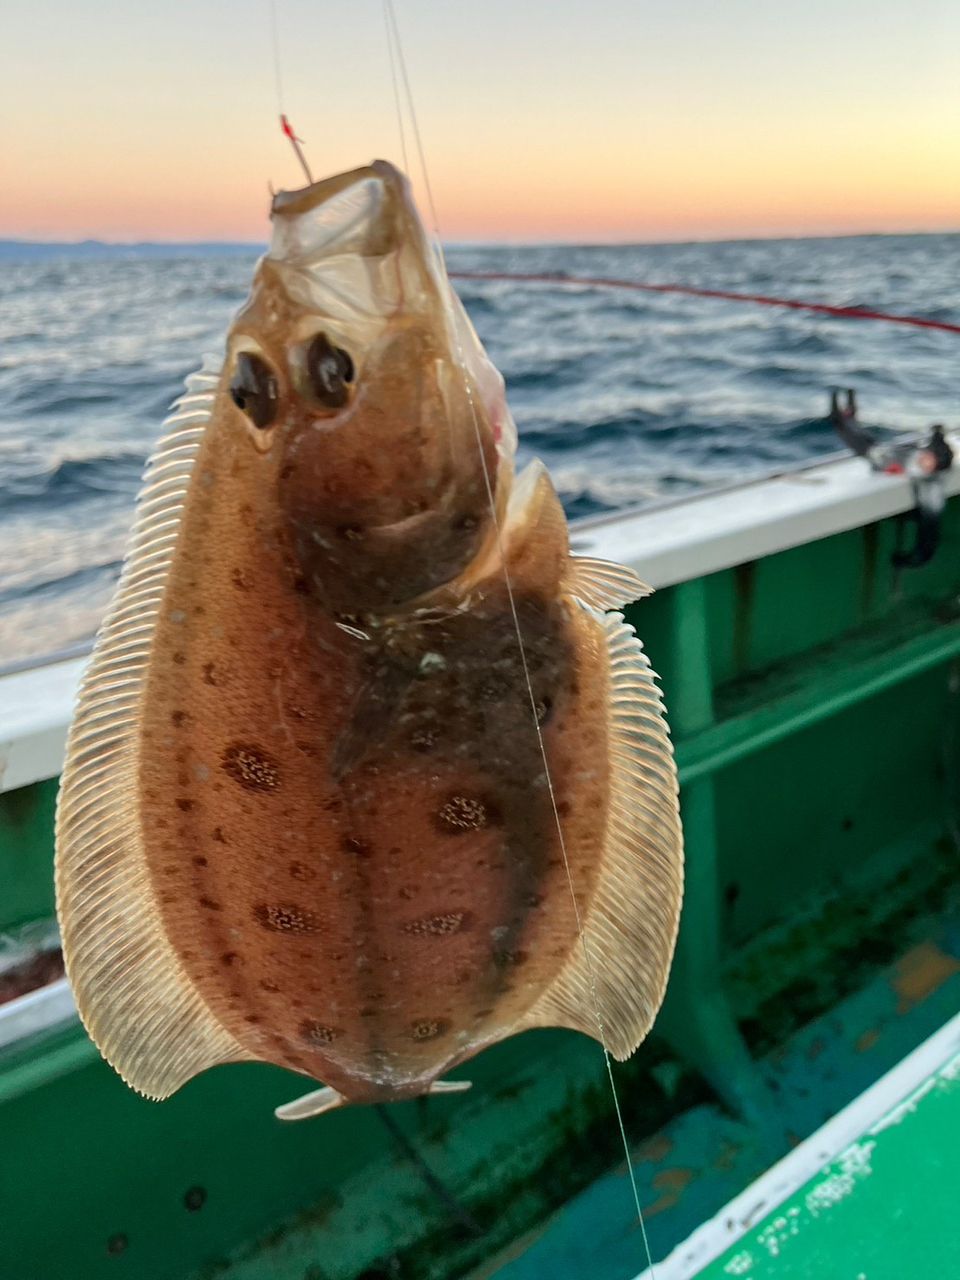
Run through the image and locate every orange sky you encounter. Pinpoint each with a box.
[1,0,958,242]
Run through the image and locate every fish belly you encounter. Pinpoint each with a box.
[140,564,610,1101]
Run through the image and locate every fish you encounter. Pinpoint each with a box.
[55,161,683,1120]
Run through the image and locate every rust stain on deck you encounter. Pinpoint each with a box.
[892,942,960,1014]
[643,1167,695,1219]
[856,1028,880,1054]
[636,1133,673,1163]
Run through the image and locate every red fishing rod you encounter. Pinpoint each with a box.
[450,270,960,337]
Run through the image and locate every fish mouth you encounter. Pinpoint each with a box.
[268,160,418,264]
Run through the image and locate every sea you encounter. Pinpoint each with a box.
[1,233,957,667]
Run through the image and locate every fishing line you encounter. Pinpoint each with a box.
[382,0,411,176]
[267,0,313,183]
[268,0,285,118]
[383,5,658,1273]
[375,1106,483,1237]
[382,0,440,238]
[449,270,960,337]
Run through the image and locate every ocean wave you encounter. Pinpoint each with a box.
[0,451,144,512]
[1,232,956,664]
[0,558,123,608]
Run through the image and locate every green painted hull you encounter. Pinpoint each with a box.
[3,492,960,1279]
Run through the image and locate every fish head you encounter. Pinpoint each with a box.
[225,160,516,613]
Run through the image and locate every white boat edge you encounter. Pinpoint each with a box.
[0,976,77,1052]
[634,1007,960,1279]
[2,443,954,797]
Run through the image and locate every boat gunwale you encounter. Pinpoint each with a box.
[2,439,959,795]
[637,1008,960,1279]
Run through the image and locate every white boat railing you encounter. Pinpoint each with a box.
[2,445,957,797]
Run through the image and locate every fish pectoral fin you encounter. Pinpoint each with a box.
[275,1086,346,1122]
[521,611,683,1060]
[566,556,652,611]
[275,1076,472,1121]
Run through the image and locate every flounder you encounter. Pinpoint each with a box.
[55,162,683,1119]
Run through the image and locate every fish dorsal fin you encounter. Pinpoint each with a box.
[521,610,683,1060]
[55,360,251,1100]
[566,556,652,611]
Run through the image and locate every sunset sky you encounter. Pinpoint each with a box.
[1,0,958,243]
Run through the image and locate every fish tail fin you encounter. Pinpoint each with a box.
[275,1086,346,1121]
[275,1077,472,1121]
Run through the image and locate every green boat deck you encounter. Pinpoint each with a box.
[652,1011,960,1280]
[2,449,960,1278]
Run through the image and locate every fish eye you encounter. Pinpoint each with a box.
[306,333,354,409]
[230,352,279,429]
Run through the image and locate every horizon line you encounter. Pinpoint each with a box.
[2,227,959,252]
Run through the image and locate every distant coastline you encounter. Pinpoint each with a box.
[1,230,957,261]
[0,240,266,260]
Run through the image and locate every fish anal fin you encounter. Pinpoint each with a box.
[566,556,652,611]
[521,611,683,1060]
[275,1077,472,1122]
[55,362,250,1100]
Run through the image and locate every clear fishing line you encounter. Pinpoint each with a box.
[382,0,411,177]
[268,0,313,183]
[382,3,659,1274]
[268,0,285,119]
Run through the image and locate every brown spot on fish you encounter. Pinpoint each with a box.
[289,860,315,882]
[199,897,222,912]
[436,794,490,833]
[341,835,372,859]
[202,662,219,686]
[494,949,528,969]
[212,826,228,844]
[397,885,419,900]
[253,903,320,935]
[192,855,208,868]
[171,710,190,728]
[402,911,470,938]
[221,743,280,792]
[299,1020,342,1045]
[411,1018,449,1041]
[231,567,251,591]
[221,952,241,967]
[176,798,194,812]
[259,978,281,993]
